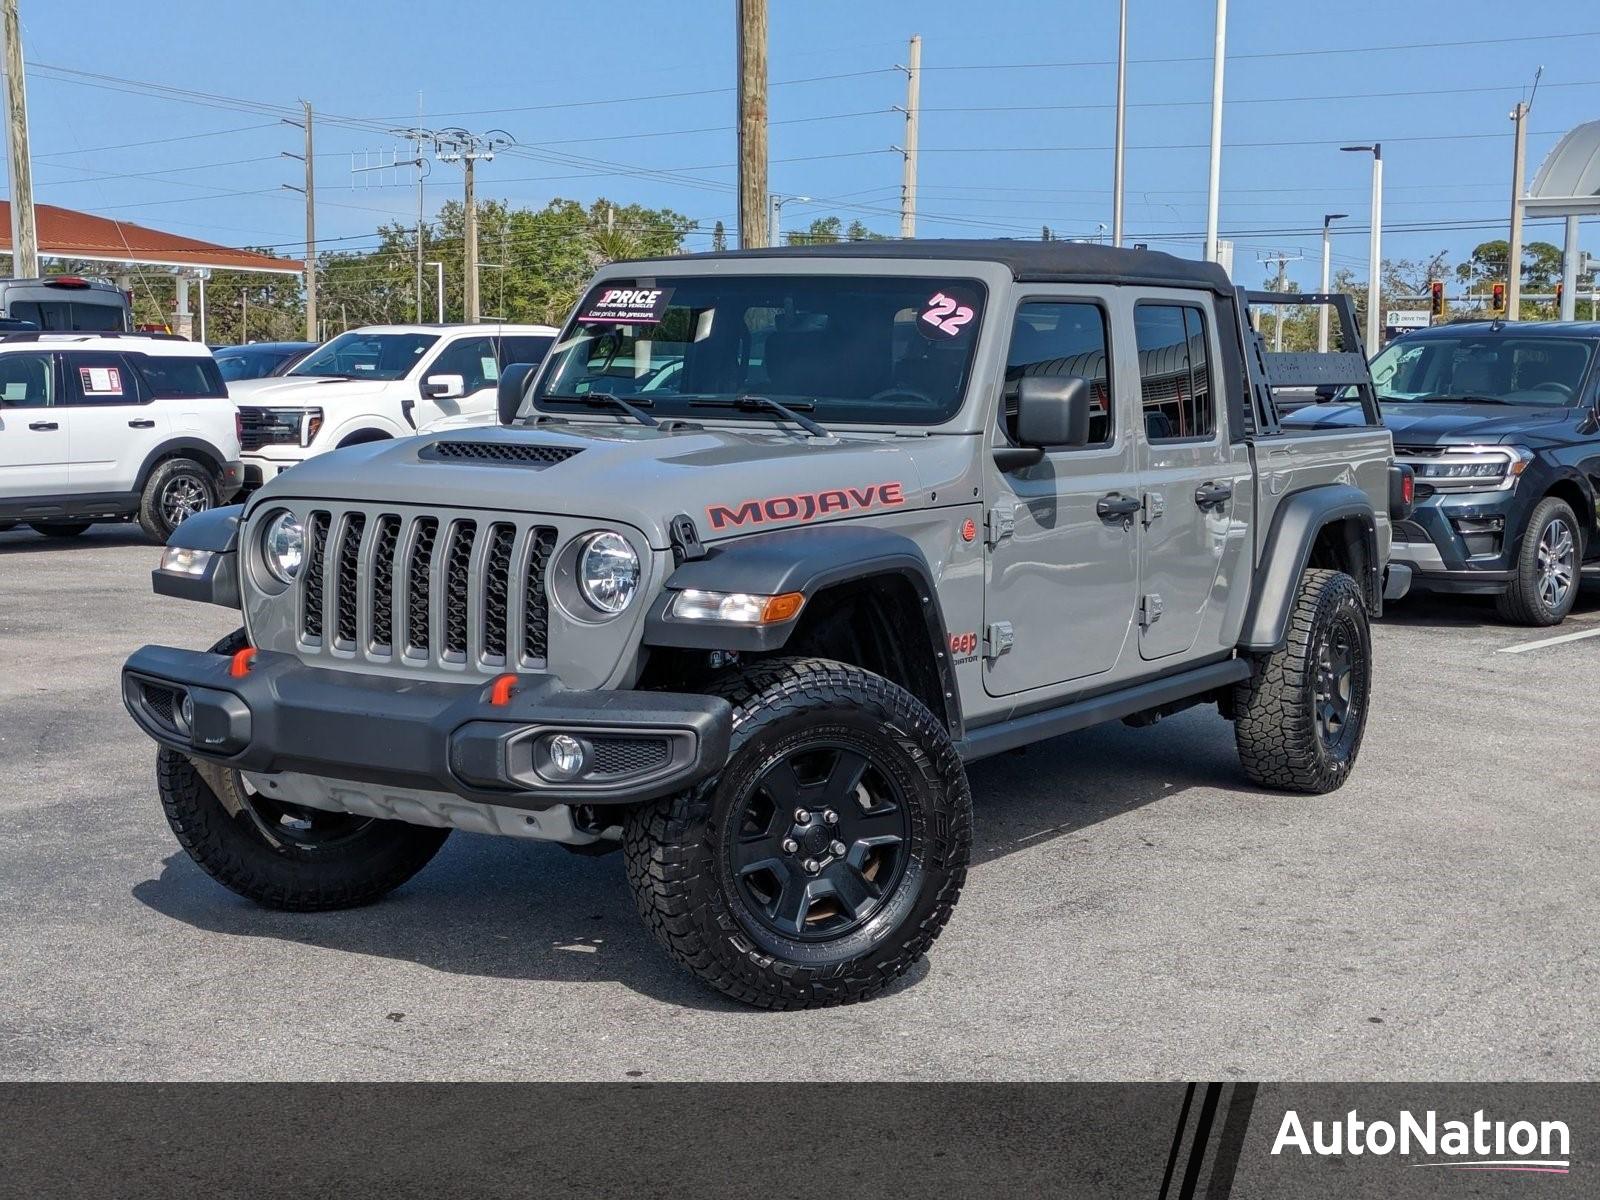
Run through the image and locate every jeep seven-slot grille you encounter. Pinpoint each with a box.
[293,508,557,671]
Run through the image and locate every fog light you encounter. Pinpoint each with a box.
[179,692,195,733]
[542,733,588,781]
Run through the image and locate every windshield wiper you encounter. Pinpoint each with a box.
[689,394,829,438]
[541,392,658,427]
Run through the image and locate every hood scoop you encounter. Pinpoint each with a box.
[419,441,583,467]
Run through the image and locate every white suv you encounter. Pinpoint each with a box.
[0,333,242,541]
[229,323,557,486]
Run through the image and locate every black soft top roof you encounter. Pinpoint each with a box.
[630,238,1236,297]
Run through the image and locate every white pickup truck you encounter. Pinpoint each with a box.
[230,323,556,486]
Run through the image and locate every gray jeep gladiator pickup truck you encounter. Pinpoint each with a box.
[122,241,1410,1009]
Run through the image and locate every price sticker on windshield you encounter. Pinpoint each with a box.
[579,285,674,325]
[918,287,979,341]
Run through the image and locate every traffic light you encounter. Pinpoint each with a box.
[1430,280,1444,317]
[1492,282,1506,313]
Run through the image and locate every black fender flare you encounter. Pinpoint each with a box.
[643,524,962,733]
[151,504,244,608]
[337,428,394,448]
[1238,483,1379,652]
[134,437,228,492]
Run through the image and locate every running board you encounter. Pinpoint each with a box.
[956,658,1251,763]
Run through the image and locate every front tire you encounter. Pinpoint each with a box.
[624,657,971,1009]
[1233,568,1372,794]
[139,456,217,542]
[155,629,449,910]
[1496,497,1581,626]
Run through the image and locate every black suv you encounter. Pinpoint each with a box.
[1286,320,1599,625]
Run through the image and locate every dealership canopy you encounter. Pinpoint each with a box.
[0,202,303,275]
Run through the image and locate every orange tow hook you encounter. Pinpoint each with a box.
[489,674,518,707]
[228,647,257,678]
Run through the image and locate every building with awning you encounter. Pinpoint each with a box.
[1525,120,1600,320]
[0,201,303,337]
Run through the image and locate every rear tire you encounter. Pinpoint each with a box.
[624,657,971,1009]
[139,456,216,542]
[1496,497,1581,626]
[29,521,91,538]
[156,629,450,911]
[1233,568,1372,794]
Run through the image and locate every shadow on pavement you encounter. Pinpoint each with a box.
[129,708,1239,1007]
[0,524,155,555]
[1377,570,1600,631]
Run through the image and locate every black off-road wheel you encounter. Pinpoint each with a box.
[155,630,450,911]
[139,456,216,542]
[1496,496,1582,627]
[624,657,972,1010]
[28,521,92,538]
[1233,568,1372,794]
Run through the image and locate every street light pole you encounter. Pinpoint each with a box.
[1112,0,1128,247]
[1318,212,1347,353]
[425,261,444,323]
[1342,144,1382,354]
[769,193,811,245]
[1203,0,1227,262]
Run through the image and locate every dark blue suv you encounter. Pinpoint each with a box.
[1285,320,1599,625]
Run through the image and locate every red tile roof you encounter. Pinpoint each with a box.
[0,202,303,274]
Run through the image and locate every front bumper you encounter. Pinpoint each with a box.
[121,646,731,809]
[241,449,306,488]
[1388,489,1522,595]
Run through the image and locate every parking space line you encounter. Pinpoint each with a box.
[1498,626,1600,654]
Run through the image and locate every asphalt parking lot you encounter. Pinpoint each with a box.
[2,523,1596,1082]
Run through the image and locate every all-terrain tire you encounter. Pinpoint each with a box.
[1233,568,1372,794]
[155,629,450,911]
[28,521,91,537]
[1496,496,1582,627]
[624,657,971,1009]
[138,456,216,542]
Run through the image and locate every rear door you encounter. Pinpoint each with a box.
[1130,295,1251,661]
[59,350,168,494]
[0,351,68,499]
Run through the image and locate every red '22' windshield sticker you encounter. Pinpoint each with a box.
[579,285,673,324]
[919,286,979,340]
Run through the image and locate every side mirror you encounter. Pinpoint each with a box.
[1017,375,1093,448]
[497,362,539,425]
[421,373,465,401]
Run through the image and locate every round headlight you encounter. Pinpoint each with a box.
[261,510,306,583]
[578,531,640,614]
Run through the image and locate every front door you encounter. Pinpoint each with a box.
[0,351,68,500]
[417,335,499,427]
[983,292,1140,697]
[1129,296,1244,660]
[59,350,168,495]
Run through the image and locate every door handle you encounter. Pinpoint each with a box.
[28,420,59,431]
[1096,493,1141,521]
[1194,481,1233,509]
[128,418,156,428]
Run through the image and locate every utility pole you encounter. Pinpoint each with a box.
[1318,212,1347,353]
[433,127,511,323]
[1203,0,1227,262]
[1258,249,1303,352]
[1112,1,1127,247]
[282,103,317,341]
[2,0,39,278]
[1507,94,1535,321]
[898,34,921,240]
[736,0,769,247]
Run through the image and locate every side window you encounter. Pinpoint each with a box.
[427,337,498,393]
[0,352,55,407]
[1134,304,1215,442]
[132,353,227,399]
[497,335,553,370]
[61,353,146,406]
[1003,301,1112,447]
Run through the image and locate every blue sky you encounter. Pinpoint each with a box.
[10,0,1598,291]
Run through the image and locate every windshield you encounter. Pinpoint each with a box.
[1365,335,1594,406]
[289,331,438,381]
[533,274,986,426]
